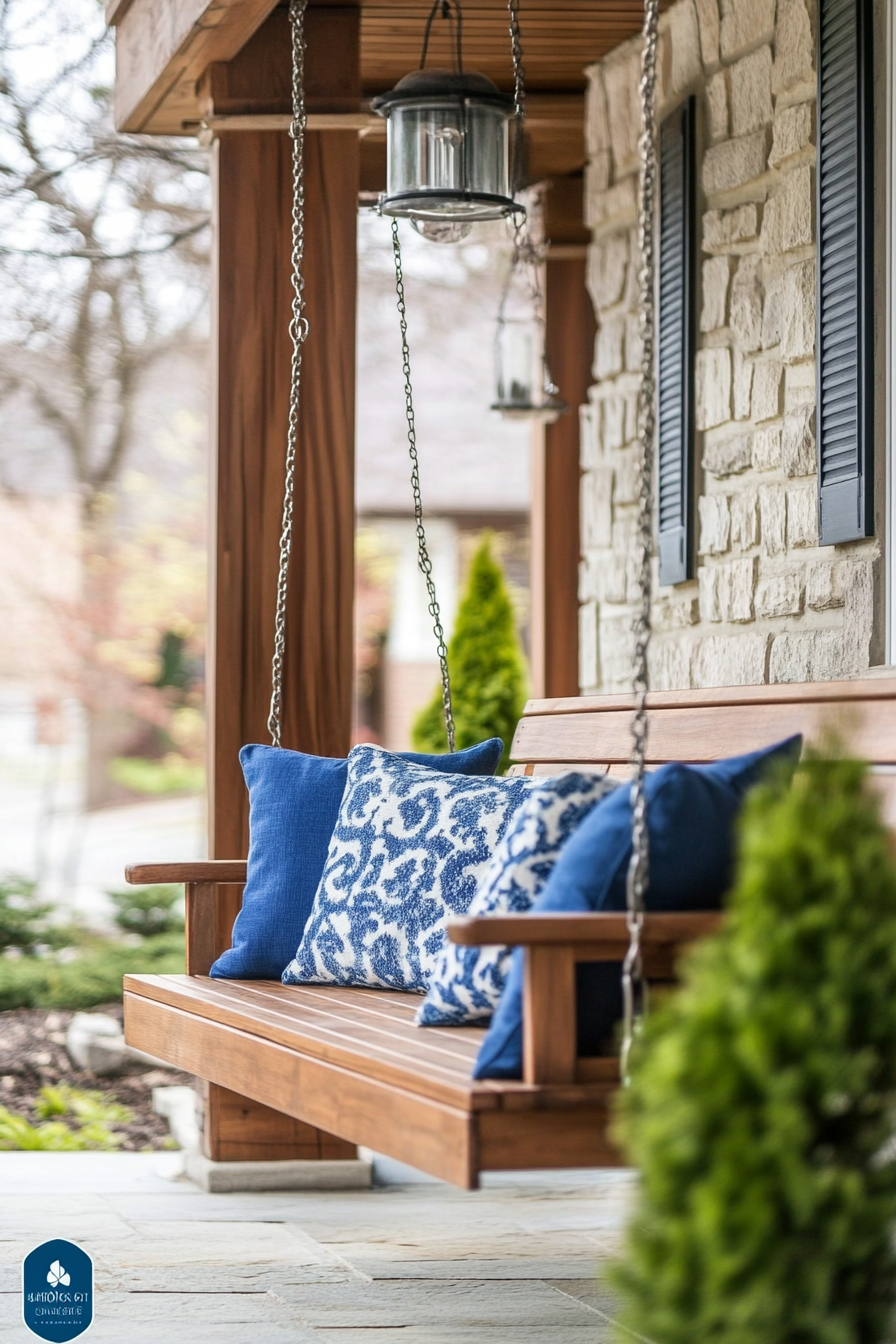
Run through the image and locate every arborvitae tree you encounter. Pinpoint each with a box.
[612,748,896,1344]
[412,535,527,772]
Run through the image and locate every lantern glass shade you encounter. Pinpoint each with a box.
[373,71,521,234]
[494,318,536,409]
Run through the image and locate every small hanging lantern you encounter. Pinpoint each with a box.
[372,0,525,243]
[491,229,568,423]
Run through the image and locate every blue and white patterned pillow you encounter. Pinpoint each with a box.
[416,771,618,1026]
[282,744,542,994]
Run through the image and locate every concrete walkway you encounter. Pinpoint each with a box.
[0,1153,636,1341]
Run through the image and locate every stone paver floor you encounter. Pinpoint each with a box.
[0,1152,636,1342]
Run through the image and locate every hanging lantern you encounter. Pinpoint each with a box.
[490,231,568,423]
[372,0,524,243]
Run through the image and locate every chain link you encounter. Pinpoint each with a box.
[267,0,309,749]
[391,219,456,753]
[621,0,660,1085]
[507,0,526,193]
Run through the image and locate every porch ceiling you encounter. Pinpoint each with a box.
[109,0,659,181]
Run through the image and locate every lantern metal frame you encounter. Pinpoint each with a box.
[372,0,525,233]
[490,224,568,423]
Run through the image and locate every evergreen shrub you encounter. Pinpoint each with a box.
[613,747,896,1344]
[412,535,527,772]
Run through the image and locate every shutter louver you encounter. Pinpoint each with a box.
[817,0,873,544]
[657,98,696,586]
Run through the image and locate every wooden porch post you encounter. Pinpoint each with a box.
[529,179,594,699]
[203,5,359,1163]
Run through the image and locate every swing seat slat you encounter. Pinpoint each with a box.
[123,679,896,1188]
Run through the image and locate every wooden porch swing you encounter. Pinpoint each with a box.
[115,0,896,1188]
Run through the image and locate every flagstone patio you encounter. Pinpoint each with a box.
[0,1152,635,1341]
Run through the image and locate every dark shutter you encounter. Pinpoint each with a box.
[817,0,874,544]
[657,97,696,586]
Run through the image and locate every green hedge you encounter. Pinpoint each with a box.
[0,933,184,1012]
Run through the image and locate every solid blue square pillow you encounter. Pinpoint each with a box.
[210,737,503,981]
[473,735,802,1080]
[282,744,541,993]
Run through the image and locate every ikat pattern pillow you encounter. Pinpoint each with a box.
[282,744,541,994]
[416,771,618,1027]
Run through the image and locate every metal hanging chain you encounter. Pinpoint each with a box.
[507,0,526,193]
[620,0,660,1085]
[268,0,309,749]
[391,219,457,753]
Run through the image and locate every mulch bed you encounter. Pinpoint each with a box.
[0,1005,195,1151]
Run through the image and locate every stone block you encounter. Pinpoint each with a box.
[759,482,785,555]
[843,558,874,676]
[760,165,814,255]
[585,151,612,208]
[184,1154,373,1193]
[703,203,760,252]
[578,554,600,602]
[664,0,702,96]
[755,571,802,617]
[603,395,626,451]
[769,101,814,168]
[717,555,757,621]
[587,176,638,231]
[806,560,845,611]
[730,256,763,352]
[699,564,721,621]
[695,0,720,67]
[604,43,642,177]
[598,612,637,690]
[751,360,783,421]
[785,359,816,409]
[696,347,731,430]
[703,431,752,477]
[595,316,626,378]
[700,255,731,332]
[703,130,769,197]
[581,466,614,548]
[613,446,640,503]
[733,349,754,419]
[587,232,628,311]
[761,259,816,358]
[752,425,781,471]
[649,637,692,691]
[624,226,642,306]
[585,67,610,157]
[719,0,775,62]
[625,311,643,372]
[605,552,635,604]
[730,489,759,548]
[578,601,599,691]
[692,633,769,686]
[624,390,640,443]
[786,483,818,548]
[699,492,731,554]
[730,45,774,136]
[769,630,843,683]
[653,595,700,630]
[772,0,814,96]
[781,405,816,477]
[707,70,728,143]
[579,402,601,469]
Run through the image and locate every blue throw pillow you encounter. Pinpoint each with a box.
[210,737,503,981]
[417,772,618,1026]
[282,744,541,993]
[473,736,802,1080]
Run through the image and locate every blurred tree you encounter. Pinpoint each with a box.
[614,748,896,1344]
[412,535,527,772]
[0,0,209,807]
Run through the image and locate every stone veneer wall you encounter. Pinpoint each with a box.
[579,0,878,694]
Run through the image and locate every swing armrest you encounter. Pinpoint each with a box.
[125,861,247,976]
[447,912,722,1086]
[125,861,247,885]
